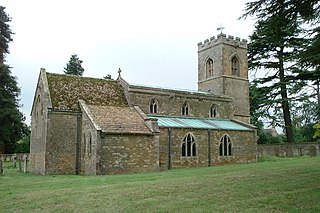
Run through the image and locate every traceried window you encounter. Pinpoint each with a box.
[182,102,189,116]
[219,135,232,156]
[182,133,196,157]
[149,99,158,114]
[209,104,218,118]
[231,56,240,76]
[206,58,214,77]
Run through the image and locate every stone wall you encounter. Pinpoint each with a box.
[30,71,52,175]
[158,127,257,170]
[257,143,320,157]
[80,105,100,175]
[100,134,158,174]
[128,89,233,119]
[45,111,80,174]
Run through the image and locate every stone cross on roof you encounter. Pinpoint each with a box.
[117,68,121,78]
[217,24,225,34]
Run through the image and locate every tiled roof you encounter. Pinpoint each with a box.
[46,72,128,111]
[88,105,152,134]
[148,115,254,131]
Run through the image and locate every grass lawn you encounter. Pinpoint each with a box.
[0,157,320,212]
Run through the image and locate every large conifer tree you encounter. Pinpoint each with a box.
[0,6,25,153]
[243,0,319,143]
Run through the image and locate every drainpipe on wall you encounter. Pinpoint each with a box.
[208,129,211,167]
[168,128,172,170]
[75,113,81,175]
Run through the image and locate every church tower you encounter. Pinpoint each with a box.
[197,33,250,123]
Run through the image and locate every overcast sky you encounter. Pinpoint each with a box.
[2,0,255,125]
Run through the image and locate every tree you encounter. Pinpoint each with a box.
[0,6,13,64]
[0,65,26,153]
[0,6,26,153]
[103,74,112,80]
[313,122,320,140]
[63,54,85,76]
[242,0,320,143]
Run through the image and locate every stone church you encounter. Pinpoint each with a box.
[30,33,257,175]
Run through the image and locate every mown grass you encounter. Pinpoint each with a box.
[0,157,320,212]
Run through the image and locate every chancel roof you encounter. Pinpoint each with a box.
[46,72,128,111]
[88,105,152,135]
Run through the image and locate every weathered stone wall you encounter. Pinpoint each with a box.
[128,90,233,119]
[257,143,320,157]
[100,134,158,174]
[197,34,250,123]
[45,111,79,174]
[158,127,257,170]
[30,70,52,175]
[80,106,99,175]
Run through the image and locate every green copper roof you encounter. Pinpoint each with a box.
[129,83,211,95]
[148,115,253,131]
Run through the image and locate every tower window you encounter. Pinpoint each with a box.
[231,56,240,76]
[182,102,189,116]
[149,99,158,114]
[209,104,218,117]
[182,133,196,157]
[206,58,214,77]
[219,135,232,156]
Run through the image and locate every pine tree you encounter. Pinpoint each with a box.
[63,54,85,76]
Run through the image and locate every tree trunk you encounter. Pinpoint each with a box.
[279,48,294,143]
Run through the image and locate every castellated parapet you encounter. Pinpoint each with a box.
[197,33,248,52]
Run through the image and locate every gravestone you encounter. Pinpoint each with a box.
[309,145,317,157]
[12,154,17,168]
[23,154,28,173]
[18,155,22,172]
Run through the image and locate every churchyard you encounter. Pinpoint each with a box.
[0,157,319,212]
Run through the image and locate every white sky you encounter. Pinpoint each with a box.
[1,0,255,125]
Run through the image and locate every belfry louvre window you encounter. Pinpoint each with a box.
[209,104,218,117]
[182,133,196,157]
[182,102,189,116]
[149,99,158,114]
[219,135,232,156]
[231,56,240,76]
[206,58,214,77]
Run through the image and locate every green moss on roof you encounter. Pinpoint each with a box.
[46,72,128,110]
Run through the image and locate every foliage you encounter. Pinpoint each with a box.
[243,0,320,143]
[14,127,30,153]
[1,157,320,212]
[0,65,26,153]
[63,54,85,76]
[103,74,112,80]
[313,122,320,140]
[293,123,317,142]
[0,6,13,55]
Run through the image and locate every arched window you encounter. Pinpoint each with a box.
[182,102,189,116]
[88,133,92,156]
[149,99,158,114]
[219,135,232,156]
[209,104,218,118]
[83,133,86,155]
[231,56,240,76]
[182,133,196,157]
[206,58,214,77]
